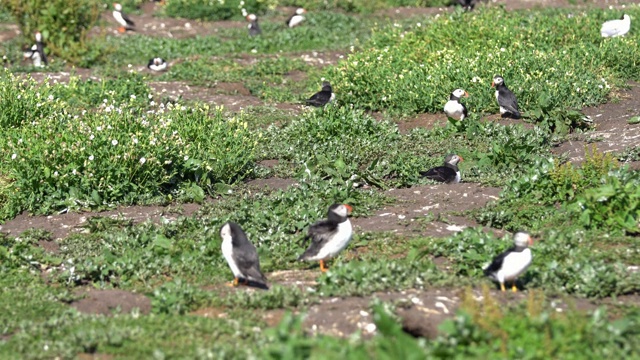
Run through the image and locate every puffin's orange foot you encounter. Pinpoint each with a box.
[512,283,518,293]
[319,259,328,272]
[500,282,506,292]
[226,277,239,287]
[118,26,126,33]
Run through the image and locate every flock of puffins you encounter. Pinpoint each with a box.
[20,3,633,292]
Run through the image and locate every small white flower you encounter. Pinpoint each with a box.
[89,155,94,161]
[130,94,136,99]
[139,157,146,165]
[11,153,17,160]
[96,126,102,131]
[500,47,506,52]
[53,171,59,177]
[128,64,132,68]
[89,135,95,140]
[72,169,77,175]
[148,94,153,99]
[184,155,189,161]
[111,139,118,146]
[48,95,54,101]
[133,138,139,144]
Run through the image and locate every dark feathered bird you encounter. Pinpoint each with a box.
[484,232,533,292]
[34,32,48,66]
[420,154,463,184]
[246,14,261,36]
[457,0,477,11]
[298,204,353,272]
[492,75,521,119]
[305,81,334,107]
[220,222,268,289]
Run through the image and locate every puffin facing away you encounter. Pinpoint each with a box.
[298,204,353,272]
[457,0,476,11]
[246,14,261,36]
[484,232,534,292]
[113,3,135,33]
[147,57,168,71]
[305,81,334,107]
[34,32,48,66]
[600,14,631,38]
[492,75,520,119]
[287,8,306,28]
[220,222,268,289]
[420,154,463,184]
[444,88,469,120]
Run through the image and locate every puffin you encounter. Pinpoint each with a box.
[600,14,631,38]
[305,81,334,107]
[456,0,476,11]
[444,88,469,120]
[23,44,44,67]
[286,8,306,28]
[491,75,520,119]
[220,222,268,289]
[484,232,534,292]
[298,204,353,272]
[147,57,168,71]
[34,32,48,66]
[246,14,261,36]
[420,154,463,184]
[113,3,135,33]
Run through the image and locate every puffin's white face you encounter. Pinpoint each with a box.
[114,3,122,11]
[154,58,163,65]
[331,204,352,218]
[296,8,306,15]
[452,89,468,98]
[446,154,463,165]
[622,14,630,21]
[220,223,232,241]
[514,232,533,247]
[246,14,257,21]
[35,32,42,42]
[492,76,504,86]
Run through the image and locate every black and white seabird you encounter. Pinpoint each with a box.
[420,154,463,184]
[220,222,268,289]
[484,232,533,292]
[601,14,631,38]
[305,81,334,107]
[492,75,520,119]
[286,8,306,28]
[34,32,48,66]
[147,57,168,71]
[246,14,261,36]
[444,88,469,120]
[456,0,476,11]
[298,204,353,272]
[23,44,43,67]
[113,3,135,33]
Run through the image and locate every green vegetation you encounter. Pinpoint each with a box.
[0,2,639,358]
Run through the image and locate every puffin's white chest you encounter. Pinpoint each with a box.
[221,237,242,277]
[601,18,631,37]
[453,171,461,184]
[149,62,167,71]
[288,15,305,27]
[113,11,127,26]
[329,92,336,104]
[444,100,465,120]
[311,220,353,261]
[496,248,532,282]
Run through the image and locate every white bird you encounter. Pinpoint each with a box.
[601,14,631,38]
[286,8,306,28]
[484,232,534,292]
[444,89,469,120]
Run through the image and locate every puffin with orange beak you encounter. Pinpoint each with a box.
[298,204,353,272]
[246,14,261,36]
[420,154,463,184]
[113,3,135,33]
[444,88,469,120]
[484,232,534,292]
[492,75,520,119]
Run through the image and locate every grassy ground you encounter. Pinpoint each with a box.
[1,1,640,358]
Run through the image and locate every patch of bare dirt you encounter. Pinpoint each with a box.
[245,177,299,191]
[0,24,21,42]
[215,82,252,96]
[77,354,115,360]
[396,113,446,133]
[70,288,151,315]
[149,81,264,111]
[551,82,640,164]
[0,204,201,242]
[351,183,502,237]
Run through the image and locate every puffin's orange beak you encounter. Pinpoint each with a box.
[344,204,353,214]
[459,156,464,162]
[528,236,534,246]
[491,81,495,88]
[464,91,469,97]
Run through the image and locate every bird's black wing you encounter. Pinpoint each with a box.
[285,14,295,27]
[232,241,267,284]
[498,88,520,116]
[306,91,331,107]
[36,43,48,66]
[298,219,338,260]
[483,246,515,276]
[462,103,468,118]
[420,166,456,183]
[122,13,135,27]
[249,22,262,36]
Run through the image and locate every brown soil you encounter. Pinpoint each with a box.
[351,183,502,237]
[245,177,299,191]
[149,81,264,111]
[70,288,151,315]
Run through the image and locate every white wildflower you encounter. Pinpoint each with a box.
[111,139,118,146]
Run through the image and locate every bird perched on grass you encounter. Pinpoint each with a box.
[287,8,306,28]
[220,222,268,289]
[23,32,48,67]
[147,57,168,72]
[444,88,469,120]
[420,154,463,184]
[246,14,262,36]
[305,81,334,107]
[113,3,135,33]
[492,75,520,119]
[600,14,631,38]
[456,0,477,11]
[298,204,353,272]
[484,232,534,292]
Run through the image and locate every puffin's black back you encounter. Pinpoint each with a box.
[224,221,268,287]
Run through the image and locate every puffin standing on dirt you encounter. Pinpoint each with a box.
[286,8,306,28]
[246,14,262,36]
[444,89,469,120]
[113,3,135,33]
[484,232,534,292]
[305,81,334,107]
[456,0,476,11]
[34,31,48,66]
[492,75,520,119]
[147,57,168,71]
[420,154,463,184]
[220,222,268,289]
[298,204,353,272]
[600,14,631,38]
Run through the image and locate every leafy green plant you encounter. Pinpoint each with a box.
[162,0,277,21]
[525,92,593,135]
[151,279,207,315]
